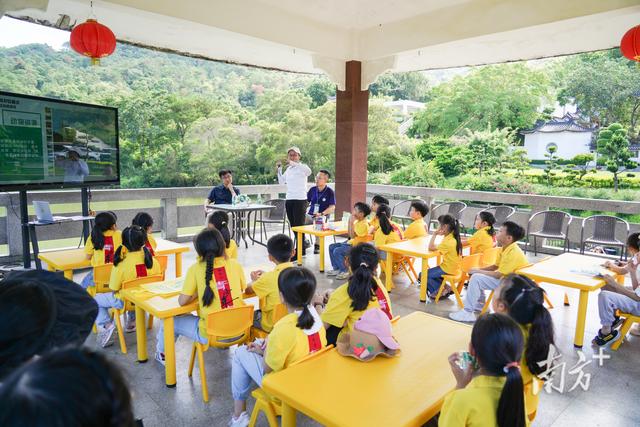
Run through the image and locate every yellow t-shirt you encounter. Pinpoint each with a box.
[108,250,161,299]
[373,221,404,247]
[369,216,379,232]
[519,324,543,418]
[468,226,495,255]
[439,375,529,427]
[147,234,157,250]
[496,243,529,276]
[252,262,293,332]
[404,218,427,240]
[226,239,238,259]
[265,313,327,372]
[438,233,462,275]
[181,257,247,337]
[348,218,371,245]
[321,280,392,341]
[85,230,122,266]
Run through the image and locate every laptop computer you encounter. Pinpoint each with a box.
[33,201,71,224]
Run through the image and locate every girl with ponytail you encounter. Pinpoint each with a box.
[155,228,246,365]
[493,274,555,421]
[94,226,161,348]
[208,210,238,259]
[440,313,526,427]
[132,212,157,255]
[463,211,497,255]
[81,211,120,289]
[229,267,326,426]
[424,214,463,300]
[320,243,393,346]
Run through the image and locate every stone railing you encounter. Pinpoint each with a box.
[1,183,638,261]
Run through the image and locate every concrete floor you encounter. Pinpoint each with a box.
[78,234,640,427]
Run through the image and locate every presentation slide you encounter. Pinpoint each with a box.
[0,92,119,188]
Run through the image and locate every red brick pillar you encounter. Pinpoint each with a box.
[335,61,369,218]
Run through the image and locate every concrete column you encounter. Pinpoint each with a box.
[161,197,178,240]
[335,61,369,219]
[7,193,23,257]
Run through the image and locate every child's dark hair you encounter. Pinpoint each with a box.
[503,221,525,242]
[410,200,429,218]
[90,212,116,250]
[627,232,640,251]
[346,243,379,311]
[376,204,394,236]
[194,228,226,307]
[114,226,153,269]
[0,347,136,427]
[218,169,233,178]
[0,278,56,380]
[131,212,153,230]
[438,214,463,255]
[267,234,294,263]
[278,267,317,329]
[372,195,389,206]
[472,314,526,427]
[499,274,555,376]
[478,211,496,236]
[208,211,231,248]
[318,169,331,179]
[354,202,371,217]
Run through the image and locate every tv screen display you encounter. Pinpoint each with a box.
[0,91,119,190]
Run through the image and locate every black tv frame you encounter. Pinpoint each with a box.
[0,90,120,191]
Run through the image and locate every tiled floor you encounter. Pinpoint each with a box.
[77,234,640,427]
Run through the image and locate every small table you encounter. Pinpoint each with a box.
[37,237,190,280]
[290,222,348,272]
[27,216,95,270]
[262,312,472,427]
[517,253,618,348]
[207,204,275,248]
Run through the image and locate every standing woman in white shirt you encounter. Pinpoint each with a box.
[277,146,312,260]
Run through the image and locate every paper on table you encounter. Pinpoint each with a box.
[244,296,260,311]
[146,295,181,312]
[569,266,613,277]
[142,278,184,294]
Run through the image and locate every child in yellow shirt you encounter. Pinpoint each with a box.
[245,234,294,332]
[132,212,157,255]
[229,267,326,426]
[155,228,246,364]
[328,202,371,280]
[492,274,555,421]
[208,211,238,259]
[95,225,161,348]
[403,200,429,240]
[373,204,404,249]
[368,194,389,234]
[426,214,462,299]
[462,211,496,255]
[320,243,393,346]
[439,313,527,427]
[81,211,121,289]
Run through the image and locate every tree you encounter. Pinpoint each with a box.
[305,78,335,108]
[464,128,512,176]
[597,123,636,191]
[571,153,594,180]
[508,148,530,176]
[543,145,559,186]
[369,71,430,102]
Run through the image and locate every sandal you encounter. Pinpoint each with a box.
[592,329,619,346]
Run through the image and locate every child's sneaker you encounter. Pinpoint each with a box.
[98,322,116,348]
[336,271,350,280]
[592,329,619,346]
[125,317,136,333]
[449,310,477,323]
[228,411,250,427]
[155,351,166,366]
[326,269,340,276]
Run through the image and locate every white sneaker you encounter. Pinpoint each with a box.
[228,411,250,427]
[449,310,477,323]
[99,322,116,348]
[336,271,350,280]
[326,269,340,276]
[155,351,165,366]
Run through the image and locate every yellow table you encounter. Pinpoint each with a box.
[291,223,347,272]
[262,312,472,427]
[37,237,190,280]
[517,253,617,348]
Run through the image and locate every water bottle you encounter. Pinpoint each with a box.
[232,195,238,206]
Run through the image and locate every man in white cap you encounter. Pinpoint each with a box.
[277,146,312,260]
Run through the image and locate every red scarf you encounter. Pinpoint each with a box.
[135,264,148,277]
[307,332,322,352]
[144,240,155,256]
[375,286,392,319]
[213,267,234,309]
[103,235,114,263]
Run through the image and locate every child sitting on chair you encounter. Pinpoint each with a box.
[403,200,429,240]
[462,211,496,255]
[328,202,371,280]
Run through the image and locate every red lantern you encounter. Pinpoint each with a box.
[621,25,640,61]
[70,19,116,65]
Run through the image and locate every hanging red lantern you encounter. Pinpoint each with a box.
[70,19,116,65]
[621,25,640,61]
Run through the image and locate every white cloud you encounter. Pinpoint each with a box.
[0,16,69,50]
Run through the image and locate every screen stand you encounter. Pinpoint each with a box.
[81,186,90,243]
[20,190,30,269]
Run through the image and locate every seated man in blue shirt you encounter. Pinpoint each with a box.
[306,169,336,254]
[204,169,241,217]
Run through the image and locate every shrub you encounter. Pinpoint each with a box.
[389,159,444,187]
[446,174,533,194]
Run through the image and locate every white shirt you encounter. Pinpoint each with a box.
[61,159,90,183]
[278,161,311,200]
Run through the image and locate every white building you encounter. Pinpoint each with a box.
[383,100,425,134]
[521,114,595,161]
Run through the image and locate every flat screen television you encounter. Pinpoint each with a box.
[0,91,119,190]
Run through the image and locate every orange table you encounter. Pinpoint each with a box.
[291,223,348,272]
[37,237,189,280]
[517,253,618,348]
[262,312,472,427]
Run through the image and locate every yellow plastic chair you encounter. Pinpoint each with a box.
[90,263,114,333]
[251,302,288,340]
[434,254,482,308]
[113,274,164,354]
[188,305,255,402]
[611,312,640,351]
[249,345,334,427]
[480,247,501,267]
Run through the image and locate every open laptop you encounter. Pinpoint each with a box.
[33,201,72,224]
